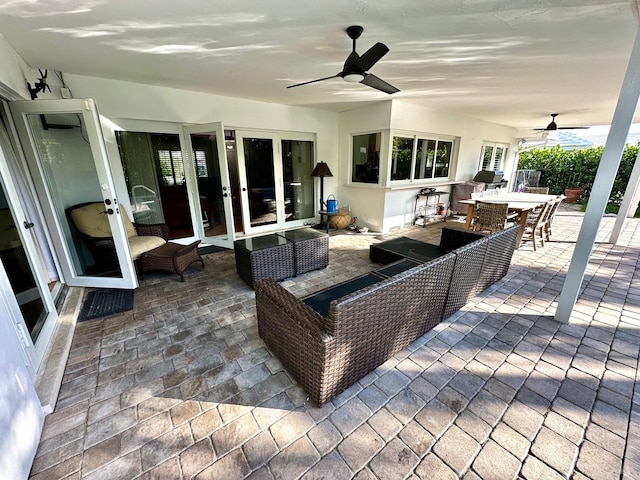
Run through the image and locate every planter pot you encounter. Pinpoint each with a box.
[564,187,584,203]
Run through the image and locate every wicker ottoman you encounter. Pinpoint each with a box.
[140,240,204,282]
[234,234,295,288]
[276,228,329,275]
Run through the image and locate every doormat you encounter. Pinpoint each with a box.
[199,245,227,255]
[78,289,134,321]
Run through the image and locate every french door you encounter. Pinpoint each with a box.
[0,133,57,372]
[181,122,236,249]
[10,99,137,289]
[236,131,316,235]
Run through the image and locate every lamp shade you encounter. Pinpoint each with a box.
[311,162,333,178]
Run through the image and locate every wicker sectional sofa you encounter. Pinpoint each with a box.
[254,225,519,406]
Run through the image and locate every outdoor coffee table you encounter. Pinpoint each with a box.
[234,234,295,287]
[276,228,329,275]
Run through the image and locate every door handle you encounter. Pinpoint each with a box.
[23,220,35,229]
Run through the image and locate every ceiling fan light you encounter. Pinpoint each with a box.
[343,73,365,83]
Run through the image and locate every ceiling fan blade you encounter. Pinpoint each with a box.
[287,74,341,89]
[361,73,399,94]
[558,126,590,130]
[355,42,389,71]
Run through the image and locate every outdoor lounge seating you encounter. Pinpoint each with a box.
[68,202,168,273]
[254,225,518,406]
[140,240,204,282]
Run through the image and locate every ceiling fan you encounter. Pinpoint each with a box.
[534,113,589,131]
[287,25,399,94]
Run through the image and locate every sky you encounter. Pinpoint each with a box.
[577,124,640,146]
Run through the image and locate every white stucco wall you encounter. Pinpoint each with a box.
[337,101,392,232]
[336,100,519,233]
[0,34,31,100]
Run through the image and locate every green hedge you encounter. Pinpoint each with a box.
[517,144,639,204]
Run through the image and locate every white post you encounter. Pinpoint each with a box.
[555,27,640,322]
[609,147,640,244]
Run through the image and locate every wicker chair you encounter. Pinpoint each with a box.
[523,186,550,194]
[68,202,168,273]
[471,201,510,234]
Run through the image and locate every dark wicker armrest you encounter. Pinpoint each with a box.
[135,223,169,240]
[255,279,329,341]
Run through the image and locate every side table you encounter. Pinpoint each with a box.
[234,234,295,287]
[318,210,340,233]
[277,228,329,275]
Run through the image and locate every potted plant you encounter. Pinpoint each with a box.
[563,167,584,203]
[564,185,584,203]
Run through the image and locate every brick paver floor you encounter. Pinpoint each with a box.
[29,209,640,479]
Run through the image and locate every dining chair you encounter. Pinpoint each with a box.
[471,201,510,234]
[523,186,549,194]
[544,195,566,240]
[523,199,554,250]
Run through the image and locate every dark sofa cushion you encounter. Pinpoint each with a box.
[370,236,448,264]
[303,273,385,318]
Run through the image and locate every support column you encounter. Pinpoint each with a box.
[555,27,640,322]
[609,147,640,244]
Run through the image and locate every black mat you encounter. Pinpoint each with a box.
[78,289,134,321]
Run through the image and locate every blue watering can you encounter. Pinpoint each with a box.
[326,194,338,213]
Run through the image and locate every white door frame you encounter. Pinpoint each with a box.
[10,99,137,289]
[182,122,235,249]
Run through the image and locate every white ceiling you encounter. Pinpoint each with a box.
[0,0,637,132]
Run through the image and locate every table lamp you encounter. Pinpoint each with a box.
[310,161,333,210]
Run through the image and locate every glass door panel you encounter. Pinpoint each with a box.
[238,134,278,230]
[282,140,314,222]
[0,112,58,371]
[115,131,195,240]
[10,99,136,289]
[182,122,235,249]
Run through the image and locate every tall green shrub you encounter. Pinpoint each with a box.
[518,144,638,204]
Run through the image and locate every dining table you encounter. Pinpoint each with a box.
[458,192,558,248]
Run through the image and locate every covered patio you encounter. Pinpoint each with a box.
[29,208,640,479]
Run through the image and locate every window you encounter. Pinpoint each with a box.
[480,143,508,171]
[390,134,455,182]
[391,137,413,180]
[158,149,185,186]
[194,150,208,178]
[352,132,381,184]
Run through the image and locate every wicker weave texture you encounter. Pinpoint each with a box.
[443,238,489,319]
[140,240,203,282]
[255,253,455,406]
[472,201,509,233]
[292,235,329,274]
[523,186,550,194]
[234,242,295,287]
[255,226,519,406]
[478,225,518,291]
[135,223,169,240]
